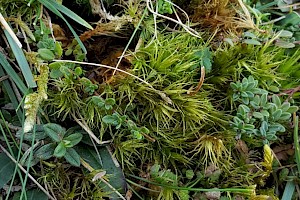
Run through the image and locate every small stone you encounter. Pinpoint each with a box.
[205,190,221,200]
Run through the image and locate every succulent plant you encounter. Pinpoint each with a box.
[230,76,298,144]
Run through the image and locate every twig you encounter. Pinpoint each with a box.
[53,59,153,88]
[260,16,286,25]
[188,66,206,95]
[20,26,31,53]
[141,132,156,143]
[53,60,173,104]
[146,0,201,39]
[44,9,55,42]
[0,144,56,200]
[277,85,300,101]
[0,75,9,82]
[0,119,22,131]
[80,158,126,200]
[10,77,22,103]
[0,13,22,48]
[71,112,112,145]
[76,112,103,166]
[112,8,146,76]
[99,177,126,200]
[165,0,190,26]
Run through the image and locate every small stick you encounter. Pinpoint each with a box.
[0,119,22,131]
[53,60,173,104]
[80,158,126,200]
[0,75,9,82]
[146,0,201,39]
[10,77,23,103]
[71,112,112,145]
[188,66,206,95]
[0,145,56,200]
[141,132,156,143]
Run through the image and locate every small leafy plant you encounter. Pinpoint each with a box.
[157,0,173,14]
[230,76,298,144]
[103,112,150,140]
[18,123,83,167]
[150,164,190,200]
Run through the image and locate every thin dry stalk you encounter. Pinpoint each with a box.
[188,66,206,95]
[71,112,112,145]
[53,60,173,104]
[146,0,201,38]
[80,158,126,200]
[233,0,264,32]
[53,59,152,87]
[0,144,56,200]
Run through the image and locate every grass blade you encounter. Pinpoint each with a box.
[128,174,255,194]
[38,0,89,54]
[282,181,295,200]
[294,115,300,174]
[4,30,36,89]
[0,65,23,122]
[0,112,26,200]
[42,0,93,30]
[0,52,27,94]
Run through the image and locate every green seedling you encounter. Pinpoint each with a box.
[18,123,83,167]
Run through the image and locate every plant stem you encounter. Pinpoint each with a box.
[128,174,255,194]
[0,144,56,200]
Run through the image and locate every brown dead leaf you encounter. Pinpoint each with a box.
[52,24,68,42]
[125,190,132,200]
[235,139,252,164]
[273,144,294,161]
[98,49,131,83]
[235,139,249,156]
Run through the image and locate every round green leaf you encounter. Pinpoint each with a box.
[287,106,298,113]
[38,48,55,61]
[253,112,264,119]
[54,41,63,57]
[243,39,261,45]
[65,48,73,56]
[44,123,65,142]
[279,112,291,121]
[272,95,281,108]
[269,85,280,93]
[102,115,119,126]
[54,142,66,158]
[280,102,290,112]
[261,110,270,117]
[275,40,295,48]
[35,143,55,160]
[50,69,64,79]
[186,170,194,180]
[278,30,293,38]
[272,109,283,121]
[64,132,83,147]
[74,67,82,76]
